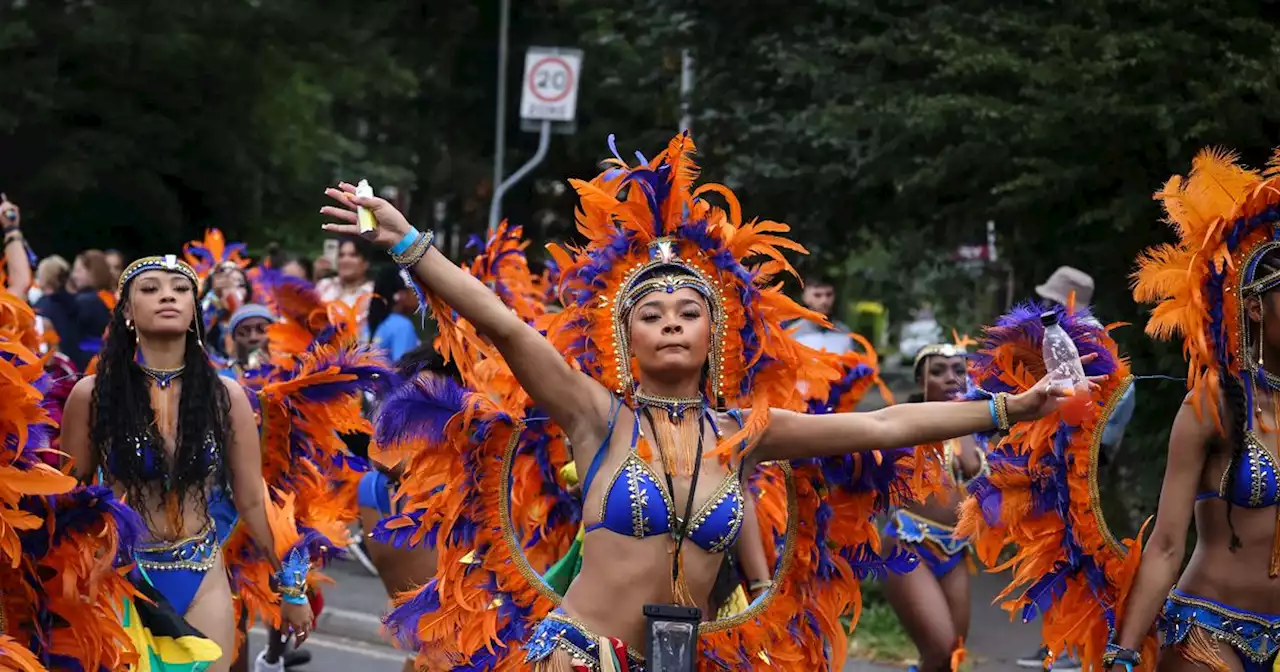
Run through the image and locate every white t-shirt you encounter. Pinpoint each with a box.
[790,318,855,354]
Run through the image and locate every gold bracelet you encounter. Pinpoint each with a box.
[748,579,773,593]
[391,230,428,265]
[392,229,434,267]
[994,392,1011,432]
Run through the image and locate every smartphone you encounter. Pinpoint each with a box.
[323,239,339,266]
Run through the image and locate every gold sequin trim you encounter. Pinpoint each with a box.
[1088,375,1133,557]
[1165,592,1280,663]
[544,611,647,663]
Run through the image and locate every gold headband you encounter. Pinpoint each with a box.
[1242,241,1280,298]
[610,238,727,401]
[119,254,200,293]
[1236,241,1280,378]
[912,343,968,372]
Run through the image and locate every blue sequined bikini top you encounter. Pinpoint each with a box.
[1197,432,1280,509]
[105,431,222,487]
[581,398,746,554]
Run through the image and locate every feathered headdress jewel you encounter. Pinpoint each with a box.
[1133,148,1280,430]
[544,133,834,454]
[183,228,249,281]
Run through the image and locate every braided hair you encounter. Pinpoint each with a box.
[1220,246,1280,550]
[90,274,232,533]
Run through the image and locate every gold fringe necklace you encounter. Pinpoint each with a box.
[140,363,185,537]
[636,390,708,607]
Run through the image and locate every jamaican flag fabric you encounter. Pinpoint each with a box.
[120,577,222,672]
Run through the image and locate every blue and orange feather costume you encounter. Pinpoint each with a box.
[954,303,1149,671]
[374,134,930,670]
[0,290,161,671]
[220,268,393,655]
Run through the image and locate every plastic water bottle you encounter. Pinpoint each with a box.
[1040,311,1089,423]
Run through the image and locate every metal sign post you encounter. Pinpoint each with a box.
[488,46,583,235]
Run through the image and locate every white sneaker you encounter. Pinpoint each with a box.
[254,650,285,672]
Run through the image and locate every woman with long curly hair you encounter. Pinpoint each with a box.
[60,255,313,672]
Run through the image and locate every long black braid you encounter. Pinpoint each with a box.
[1220,373,1248,551]
[90,280,232,534]
[1220,247,1280,550]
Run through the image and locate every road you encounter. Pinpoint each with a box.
[247,628,408,671]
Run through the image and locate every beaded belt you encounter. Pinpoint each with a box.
[136,522,218,573]
[1161,589,1280,664]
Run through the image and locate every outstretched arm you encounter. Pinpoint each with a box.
[1111,396,1209,657]
[754,372,1092,462]
[320,185,610,440]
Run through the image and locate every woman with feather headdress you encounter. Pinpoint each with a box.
[321,133,1086,671]
[1103,150,1280,671]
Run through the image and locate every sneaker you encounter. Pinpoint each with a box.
[254,650,285,672]
[283,649,312,668]
[1014,647,1082,672]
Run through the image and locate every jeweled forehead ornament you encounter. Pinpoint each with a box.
[612,238,727,401]
[119,254,200,293]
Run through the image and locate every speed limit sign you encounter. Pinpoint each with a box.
[519,47,583,123]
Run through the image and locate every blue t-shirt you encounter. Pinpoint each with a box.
[373,313,421,364]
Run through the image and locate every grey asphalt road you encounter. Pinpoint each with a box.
[247,627,409,671]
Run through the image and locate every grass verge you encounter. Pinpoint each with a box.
[846,582,916,665]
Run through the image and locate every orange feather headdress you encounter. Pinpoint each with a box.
[1133,148,1280,429]
[543,133,838,456]
[182,228,250,281]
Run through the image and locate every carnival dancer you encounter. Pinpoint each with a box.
[60,255,315,672]
[883,341,988,672]
[321,133,1090,671]
[1105,149,1280,670]
[360,346,458,672]
[185,229,254,363]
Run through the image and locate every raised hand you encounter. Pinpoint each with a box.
[320,182,410,249]
[1,194,20,229]
[1007,352,1108,422]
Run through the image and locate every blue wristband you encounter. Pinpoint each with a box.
[389,227,421,255]
[988,398,999,428]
